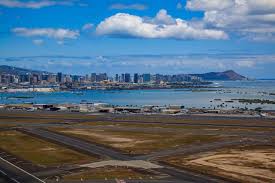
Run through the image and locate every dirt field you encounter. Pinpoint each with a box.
[52,128,222,155]
[0,124,15,127]
[165,145,275,183]
[0,130,97,167]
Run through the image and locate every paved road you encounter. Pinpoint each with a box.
[0,174,14,183]
[0,112,275,129]
[0,157,44,183]
[20,128,131,161]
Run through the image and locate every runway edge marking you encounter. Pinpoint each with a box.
[0,157,45,183]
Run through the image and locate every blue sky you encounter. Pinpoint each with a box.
[1,0,275,78]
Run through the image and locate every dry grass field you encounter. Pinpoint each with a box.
[51,127,221,155]
[0,130,97,167]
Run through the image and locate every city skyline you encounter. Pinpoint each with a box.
[0,67,204,85]
[1,0,275,78]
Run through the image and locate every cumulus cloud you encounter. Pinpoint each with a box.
[109,3,147,10]
[153,9,176,25]
[0,0,72,9]
[186,0,234,11]
[186,0,275,41]
[12,27,79,40]
[96,9,228,40]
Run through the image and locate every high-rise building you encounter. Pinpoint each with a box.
[47,74,57,83]
[57,72,63,83]
[19,74,30,83]
[96,73,107,82]
[41,74,48,81]
[30,74,39,85]
[143,74,151,83]
[64,75,72,83]
[115,74,119,82]
[121,74,125,82]
[85,74,90,82]
[72,75,80,83]
[91,73,96,82]
[134,73,139,83]
[124,73,131,83]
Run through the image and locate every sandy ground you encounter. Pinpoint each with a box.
[64,130,135,142]
[61,129,134,142]
[80,160,162,169]
[188,149,275,183]
[61,129,153,148]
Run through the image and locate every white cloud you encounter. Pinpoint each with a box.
[153,9,176,25]
[186,0,275,41]
[32,39,44,45]
[186,0,233,11]
[109,3,147,10]
[186,0,234,11]
[96,9,228,40]
[12,27,79,40]
[82,23,94,31]
[0,0,72,9]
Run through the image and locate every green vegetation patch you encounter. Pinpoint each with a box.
[233,98,275,104]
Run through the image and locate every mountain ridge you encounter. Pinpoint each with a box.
[0,65,50,75]
[191,70,247,81]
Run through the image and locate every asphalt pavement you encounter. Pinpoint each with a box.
[0,157,45,183]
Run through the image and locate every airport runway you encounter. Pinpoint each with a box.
[0,157,44,183]
[20,128,131,161]
[1,112,273,182]
[1,118,275,129]
[20,128,232,183]
[0,111,275,129]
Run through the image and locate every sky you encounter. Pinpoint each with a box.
[1,0,275,78]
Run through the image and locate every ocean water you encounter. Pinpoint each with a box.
[1,80,275,110]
